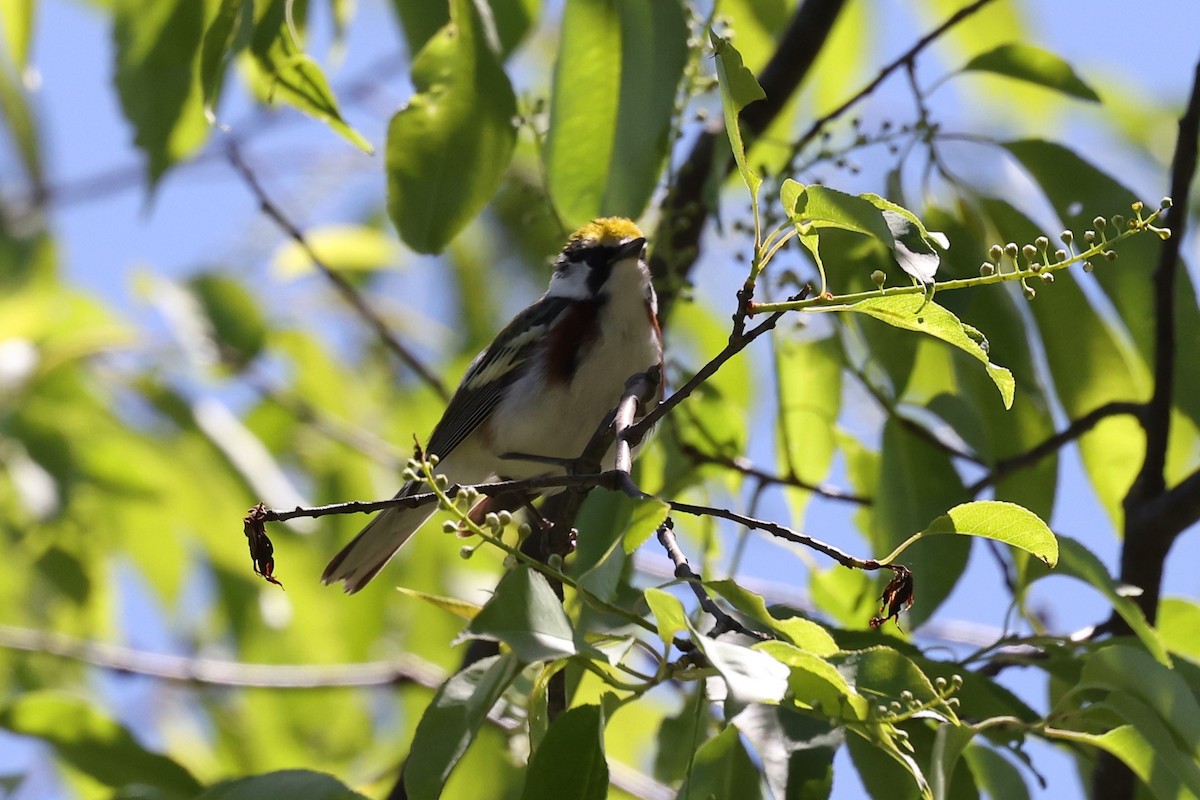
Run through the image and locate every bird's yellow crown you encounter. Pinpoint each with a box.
[567,217,644,249]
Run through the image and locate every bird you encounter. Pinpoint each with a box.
[322,217,664,593]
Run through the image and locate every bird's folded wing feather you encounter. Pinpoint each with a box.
[425,295,570,459]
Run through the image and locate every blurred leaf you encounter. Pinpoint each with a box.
[0,59,41,188]
[676,725,764,800]
[270,224,402,277]
[962,745,1029,800]
[910,501,1057,567]
[732,703,837,800]
[199,0,252,118]
[931,723,977,800]
[960,44,1100,102]
[249,0,371,152]
[113,0,213,183]
[836,646,947,715]
[196,770,368,799]
[462,566,576,661]
[775,335,841,522]
[845,727,927,800]
[187,272,267,367]
[521,705,607,800]
[705,579,838,655]
[1159,598,1200,662]
[643,587,687,646]
[711,31,765,197]
[654,689,706,783]
[0,0,34,67]
[388,0,447,55]
[404,653,521,800]
[387,0,516,253]
[843,296,1013,409]
[0,692,202,799]
[545,0,687,226]
[396,586,482,620]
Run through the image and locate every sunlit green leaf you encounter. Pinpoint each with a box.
[842,295,1014,409]
[775,335,841,522]
[0,692,202,799]
[783,181,894,244]
[1159,598,1200,662]
[962,745,1029,800]
[711,31,765,197]
[113,0,213,183]
[188,272,267,368]
[706,579,838,655]
[545,0,687,226]
[396,586,483,620]
[249,0,371,152]
[688,624,789,710]
[386,0,516,252]
[270,224,403,277]
[731,703,837,800]
[643,587,687,646]
[199,0,252,118]
[915,501,1057,567]
[0,59,40,188]
[0,0,35,67]
[961,44,1100,102]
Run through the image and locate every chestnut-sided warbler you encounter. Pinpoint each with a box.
[323,217,664,592]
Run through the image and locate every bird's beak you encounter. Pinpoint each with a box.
[613,237,647,263]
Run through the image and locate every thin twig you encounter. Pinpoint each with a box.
[681,444,871,505]
[788,0,999,158]
[966,401,1144,496]
[656,519,767,640]
[226,142,450,400]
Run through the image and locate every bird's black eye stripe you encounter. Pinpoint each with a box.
[556,243,630,293]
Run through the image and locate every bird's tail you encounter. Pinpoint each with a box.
[322,484,433,593]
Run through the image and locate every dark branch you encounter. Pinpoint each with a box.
[680,443,871,505]
[966,401,1143,496]
[226,142,450,400]
[656,519,767,640]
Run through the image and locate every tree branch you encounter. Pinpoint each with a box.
[226,142,450,400]
[966,401,1144,496]
[680,443,871,505]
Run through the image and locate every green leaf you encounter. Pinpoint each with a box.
[731,703,837,800]
[0,57,41,188]
[248,0,371,152]
[756,640,868,720]
[196,770,369,799]
[113,0,212,183]
[873,420,969,626]
[404,654,521,800]
[386,0,517,253]
[1048,713,1200,800]
[188,272,267,368]
[1026,538,1169,665]
[1081,645,1200,749]
[622,497,670,553]
[199,0,252,119]
[912,501,1057,567]
[775,335,841,522]
[846,726,930,800]
[643,587,688,646]
[521,705,608,800]
[544,0,687,226]
[0,692,202,799]
[843,295,1014,409]
[1159,598,1200,662]
[705,579,838,655]
[462,566,576,661]
[711,31,765,197]
[860,195,949,284]
[387,0,447,55]
[0,0,35,67]
[676,725,765,800]
[962,745,1029,800]
[688,624,789,710]
[836,647,950,719]
[270,224,403,277]
[783,181,894,243]
[961,43,1100,102]
[396,586,483,620]
[931,724,977,800]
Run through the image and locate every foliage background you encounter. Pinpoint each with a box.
[1,0,1199,799]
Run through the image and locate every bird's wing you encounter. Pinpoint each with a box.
[425,295,570,459]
